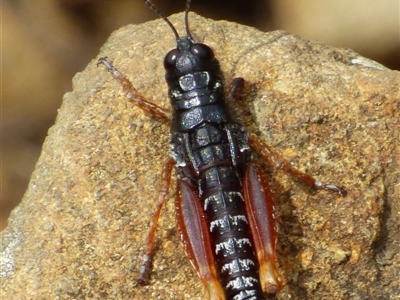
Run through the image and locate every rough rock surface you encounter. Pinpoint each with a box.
[1,13,399,300]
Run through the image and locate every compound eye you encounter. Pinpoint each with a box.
[191,43,214,60]
[164,49,180,71]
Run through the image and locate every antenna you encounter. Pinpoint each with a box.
[184,0,192,38]
[141,0,192,40]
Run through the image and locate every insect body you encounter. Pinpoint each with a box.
[98,1,346,299]
[166,34,270,300]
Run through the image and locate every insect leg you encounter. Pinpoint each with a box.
[249,133,347,196]
[137,158,175,285]
[175,180,225,300]
[97,57,170,122]
[243,162,283,294]
[226,77,244,104]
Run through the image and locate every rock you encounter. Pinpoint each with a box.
[1,13,399,300]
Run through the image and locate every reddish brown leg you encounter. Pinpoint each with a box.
[175,181,225,300]
[226,77,345,197]
[226,77,244,103]
[137,158,175,285]
[249,133,346,196]
[243,163,283,294]
[97,57,171,122]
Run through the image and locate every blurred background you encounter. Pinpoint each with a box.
[2,0,399,230]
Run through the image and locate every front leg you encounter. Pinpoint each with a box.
[97,57,170,122]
